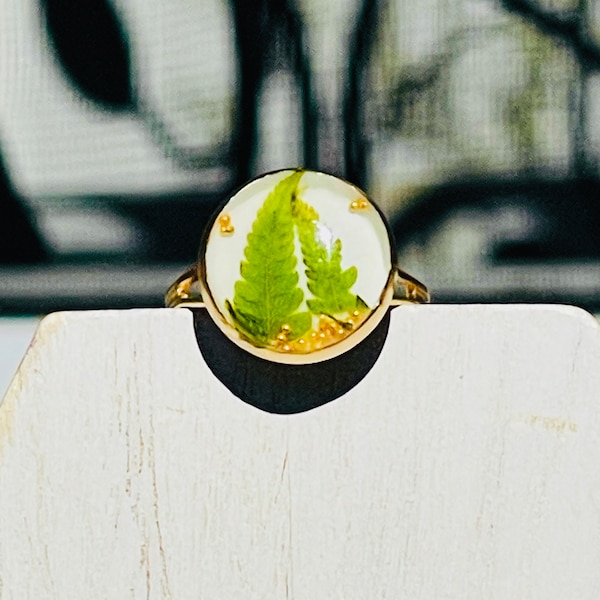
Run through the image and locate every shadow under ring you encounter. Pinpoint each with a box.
[191,307,391,414]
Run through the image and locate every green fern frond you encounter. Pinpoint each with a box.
[293,196,366,316]
[227,170,311,345]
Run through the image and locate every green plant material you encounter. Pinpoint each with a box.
[227,170,311,345]
[293,196,366,316]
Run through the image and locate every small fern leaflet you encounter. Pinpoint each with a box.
[293,196,366,316]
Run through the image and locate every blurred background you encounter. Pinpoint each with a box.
[2,0,600,391]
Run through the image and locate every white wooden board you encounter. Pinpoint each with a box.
[1,305,600,598]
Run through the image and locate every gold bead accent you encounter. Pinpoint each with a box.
[218,213,234,235]
[350,198,369,211]
[271,310,371,354]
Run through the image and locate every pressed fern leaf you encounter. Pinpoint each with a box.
[227,171,311,345]
[293,196,366,316]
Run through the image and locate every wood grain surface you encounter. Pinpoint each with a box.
[1,305,599,598]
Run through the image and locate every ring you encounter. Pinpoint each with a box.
[165,168,429,364]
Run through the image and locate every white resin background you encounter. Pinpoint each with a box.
[203,170,393,325]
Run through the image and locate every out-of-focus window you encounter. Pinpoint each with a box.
[348,1,600,307]
[1,0,599,313]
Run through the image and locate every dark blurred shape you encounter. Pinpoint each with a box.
[392,177,600,261]
[192,308,389,414]
[231,0,317,180]
[117,196,218,262]
[344,0,379,189]
[500,0,600,68]
[40,0,132,110]
[0,150,47,264]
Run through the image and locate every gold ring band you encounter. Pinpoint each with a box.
[166,264,429,308]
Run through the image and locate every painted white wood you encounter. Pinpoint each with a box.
[1,305,600,598]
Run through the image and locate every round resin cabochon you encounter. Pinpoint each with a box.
[202,169,393,355]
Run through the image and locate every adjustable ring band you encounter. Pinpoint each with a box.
[166,264,429,308]
[165,168,429,364]
[165,265,203,309]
